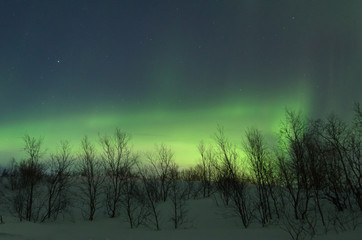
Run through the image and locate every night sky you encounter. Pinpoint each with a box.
[1,0,361,166]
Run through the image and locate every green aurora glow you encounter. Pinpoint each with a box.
[0,1,361,166]
[0,83,312,167]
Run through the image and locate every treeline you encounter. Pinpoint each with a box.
[0,103,361,238]
[0,130,193,230]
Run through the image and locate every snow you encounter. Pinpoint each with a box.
[1,198,361,240]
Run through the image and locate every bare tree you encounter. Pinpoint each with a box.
[147,144,176,202]
[214,126,253,228]
[169,165,188,229]
[78,136,104,221]
[22,135,45,221]
[278,110,312,220]
[198,141,215,198]
[1,158,25,221]
[138,165,162,230]
[41,141,73,222]
[1,136,45,222]
[243,128,273,226]
[320,115,352,211]
[346,103,362,210]
[303,122,328,228]
[100,129,137,218]
[120,172,150,228]
[213,126,237,206]
[3,135,46,222]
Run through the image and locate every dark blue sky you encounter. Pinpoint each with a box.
[1,0,361,117]
[0,0,361,164]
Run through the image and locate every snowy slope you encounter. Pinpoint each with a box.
[1,198,361,240]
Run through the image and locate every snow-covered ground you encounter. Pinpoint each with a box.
[1,197,361,240]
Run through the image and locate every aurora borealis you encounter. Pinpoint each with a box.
[0,1,361,167]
